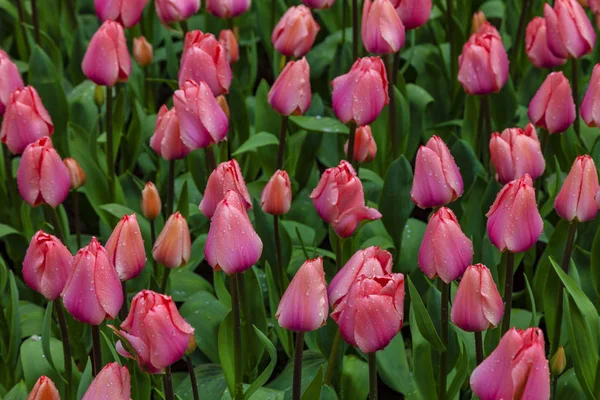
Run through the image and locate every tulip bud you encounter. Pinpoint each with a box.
[544,0,596,59]
[105,214,147,281]
[554,155,600,222]
[218,29,239,63]
[525,17,567,69]
[205,190,263,275]
[82,362,130,400]
[486,174,543,253]
[344,125,377,163]
[331,273,404,353]
[261,170,292,215]
[391,0,431,30]
[362,0,405,54]
[310,160,382,238]
[179,31,232,96]
[581,63,600,128]
[470,328,550,400]
[489,124,546,184]
[0,49,24,116]
[150,105,191,160]
[61,237,123,325]
[82,20,132,86]
[133,36,153,67]
[185,335,197,355]
[153,212,191,268]
[276,257,328,332]
[94,85,105,107]
[173,80,229,150]
[141,182,161,221]
[272,6,320,58]
[28,376,60,400]
[302,0,335,9]
[1,86,53,155]
[17,137,71,208]
[63,158,86,189]
[155,0,200,24]
[550,346,566,376]
[207,0,251,18]
[200,159,252,218]
[95,0,148,28]
[332,57,389,126]
[592,0,600,28]
[458,23,509,95]
[471,11,487,33]
[419,207,473,283]
[528,72,575,134]
[268,58,312,116]
[216,95,230,120]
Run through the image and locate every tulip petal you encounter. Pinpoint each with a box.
[333,206,382,238]
[17,145,42,206]
[544,4,569,58]
[40,148,71,208]
[94,250,123,320]
[145,305,190,369]
[61,255,106,325]
[82,29,119,86]
[354,294,401,353]
[504,183,542,253]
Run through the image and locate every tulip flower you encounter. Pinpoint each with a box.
[261,169,292,215]
[152,212,191,268]
[17,137,71,208]
[141,182,161,221]
[115,290,194,373]
[528,72,576,134]
[105,214,147,281]
[362,0,405,54]
[150,105,191,160]
[94,0,148,28]
[451,264,504,332]
[28,376,60,400]
[302,0,335,9]
[581,63,600,127]
[276,258,328,332]
[332,57,389,126]
[554,155,600,222]
[82,20,132,86]
[22,231,72,301]
[331,273,404,353]
[458,23,508,95]
[0,49,24,116]
[82,362,130,400]
[486,174,543,253]
[544,0,596,59]
[592,0,600,28]
[200,159,252,218]
[268,58,312,116]
[344,125,377,163]
[63,158,86,189]
[206,0,251,18]
[391,0,431,30]
[328,246,392,307]
[179,31,232,96]
[205,190,263,275]
[418,207,473,283]
[155,0,200,24]
[489,124,546,184]
[470,328,550,400]
[525,17,567,69]
[411,136,463,208]
[218,29,239,63]
[310,160,382,238]
[173,79,229,149]
[61,237,123,325]
[272,6,320,58]
[1,86,53,155]
[133,36,153,67]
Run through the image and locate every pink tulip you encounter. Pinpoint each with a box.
[489,124,546,184]
[61,237,123,325]
[554,155,600,222]
[28,376,60,400]
[1,86,53,155]
[179,31,232,96]
[310,160,382,238]
[390,0,431,30]
[302,0,335,9]
[105,214,146,281]
[272,6,320,58]
[591,0,600,28]
[82,362,130,400]
[152,212,191,268]
[458,23,508,95]
[268,58,312,116]
[276,258,328,332]
[344,125,377,163]
[486,174,543,253]
[205,190,263,275]
[544,0,596,59]
[22,231,72,301]
[206,0,250,18]
[361,0,405,54]
[525,17,567,69]
[218,29,239,63]
[328,246,392,307]
[199,159,252,218]
[82,20,131,86]
[94,0,148,28]
[528,71,575,134]
[332,57,389,126]
[155,0,200,24]
[141,182,161,221]
[581,63,600,127]
[64,158,86,189]
[173,79,229,149]
[411,135,463,209]
[471,328,550,400]
[418,207,473,283]
[17,137,71,208]
[150,105,191,160]
[0,49,24,116]
[451,264,504,332]
[115,290,194,373]
[331,273,404,353]
[261,169,292,215]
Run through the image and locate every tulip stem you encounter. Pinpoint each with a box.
[474,331,483,365]
[163,366,174,400]
[277,116,288,170]
[91,325,102,376]
[509,0,531,80]
[231,273,244,400]
[347,122,357,169]
[180,20,189,35]
[66,0,78,27]
[501,252,515,335]
[205,146,217,173]
[186,356,200,400]
[368,352,378,400]
[3,145,15,211]
[571,58,582,148]
[324,329,342,385]
[150,220,159,290]
[48,205,66,244]
[14,0,29,55]
[446,0,456,82]
[106,86,115,202]
[54,302,72,400]
[341,0,347,46]
[120,282,128,321]
[292,332,305,400]
[274,215,285,294]
[438,281,449,400]
[167,159,175,215]
[31,0,40,43]
[160,267,171,294]
[385,55,399,160]
[352,0,358,59]
[74,191,81,249]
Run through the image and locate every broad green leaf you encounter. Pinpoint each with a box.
[445,336,468,399]
[218,313,236,397]
[410,303,437,400]
[590,224,600,296]
[42,301,63,381]
[232,132,279,156]
[267,351,326,396]
[339,356,369,400]
[175,364,227,400]
[289,116,349,134]
[264,263,293,357]
[0,224,20,239]
[3,381,27,400]
[300,366,323,400]
[376,333,417,396]
[7,272,20,367]
[77,358,93,400]
[243,326,277,399]
[169,269,213,302]
[407,277,446,351]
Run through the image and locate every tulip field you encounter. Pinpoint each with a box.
[2,0,600,398]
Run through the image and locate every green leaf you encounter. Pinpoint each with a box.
[42,301,64,382]
[177,180,190,219]
[409,302,437,400]
[523,274,537,327]
[7,272,20,367]
[218,313,236,397]
[289,116,349,134]
[339,356,369,400]
[244,326,277,399]
[101,330,122,364]
[77,358,93,400]
[21,337,70,392]
[169,269,213,302]
[376,333,417,396]
[175,364,228,400]
[590,224,600,296]
[407,277,446,351]
[0,224,20,239]
[3,382,27,400]
[232,132,279,156]
[445,336,468,399]
[300,365,323,400]
[264,263,293,357]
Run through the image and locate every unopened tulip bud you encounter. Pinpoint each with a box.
[82,20,132,86]
[105,214,146,281]
[82,362,130,400]
[344,125,377,163]
[261,170,292,215]
[391,0,431,30]
[525,17,567,69]
[200,159,252,218]
[218,29,239,63]
[0,49,24,116]
[362,0,405,54]
[63,158,86,189]
[150,105,191,160]
[554,155,600,222]
[550,346,566,376]
[592,0,600,28]
[581,63,600,127]
[153,212,191,268]
[28,376,60,400]
[268,58,312,116]
[95,0,148,28]
[94,85,105,107]
[471,10,487,33]
[155,0,200,24]
[544,0,596,59]
[133,36,153,67]
[528,72,575,134]
[141,182,161,220]
[216,95,230,120]
[272,6,320,58]
[207,0,251,18]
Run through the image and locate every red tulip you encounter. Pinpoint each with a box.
[528,71,575,134]
[152,212,191,268]
[525,17,567,69]
[554,155,600,222]
[361,0,405,54]
[150,105,191,160]
[94,0,148,28]
[260,169,292,215]
[544,0,596,59]
[141,182,161,221]
[105,214,147,281]
[0,49,24,116]
[302,0,335,9]
[133,36,153,67]
[199,159,252,218]
[268,58,312,116]
[63,158,86,189]
[82,362,130,400]
[272,6,320,58]
[391,0,431,30]
[82,20,131,86]
[581,63,600,127]
[155,0,200,24]
[28,376,60,400]
[206,0,250,18]
[218,29,239,63]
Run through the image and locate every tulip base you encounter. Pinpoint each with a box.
[368,352,378,400]
[292,332,305,400]
[54,302,72,400]
[501,252,515,335]
[474,331,483,365]
[91,325,102,376]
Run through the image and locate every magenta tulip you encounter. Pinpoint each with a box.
[105,214,146,281]
[391,0,431,30]
[581,63,600,127]
[268,58,312,116]
[150,105,191,160]
[525,17,567,69]
[554,155,600,222]
[206,0,251,18]
[200,159,252,218]
[155,0,200,24]
[0,49,24,116]
[82,362,130,400]
[361,0,405,54]
[272,6,320,58]
[261,170,292,215]
[152,212,191,268]
[528,72,576,134]
[82,20,131,86]
[544,0,596,59]
[94,0,148,28]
